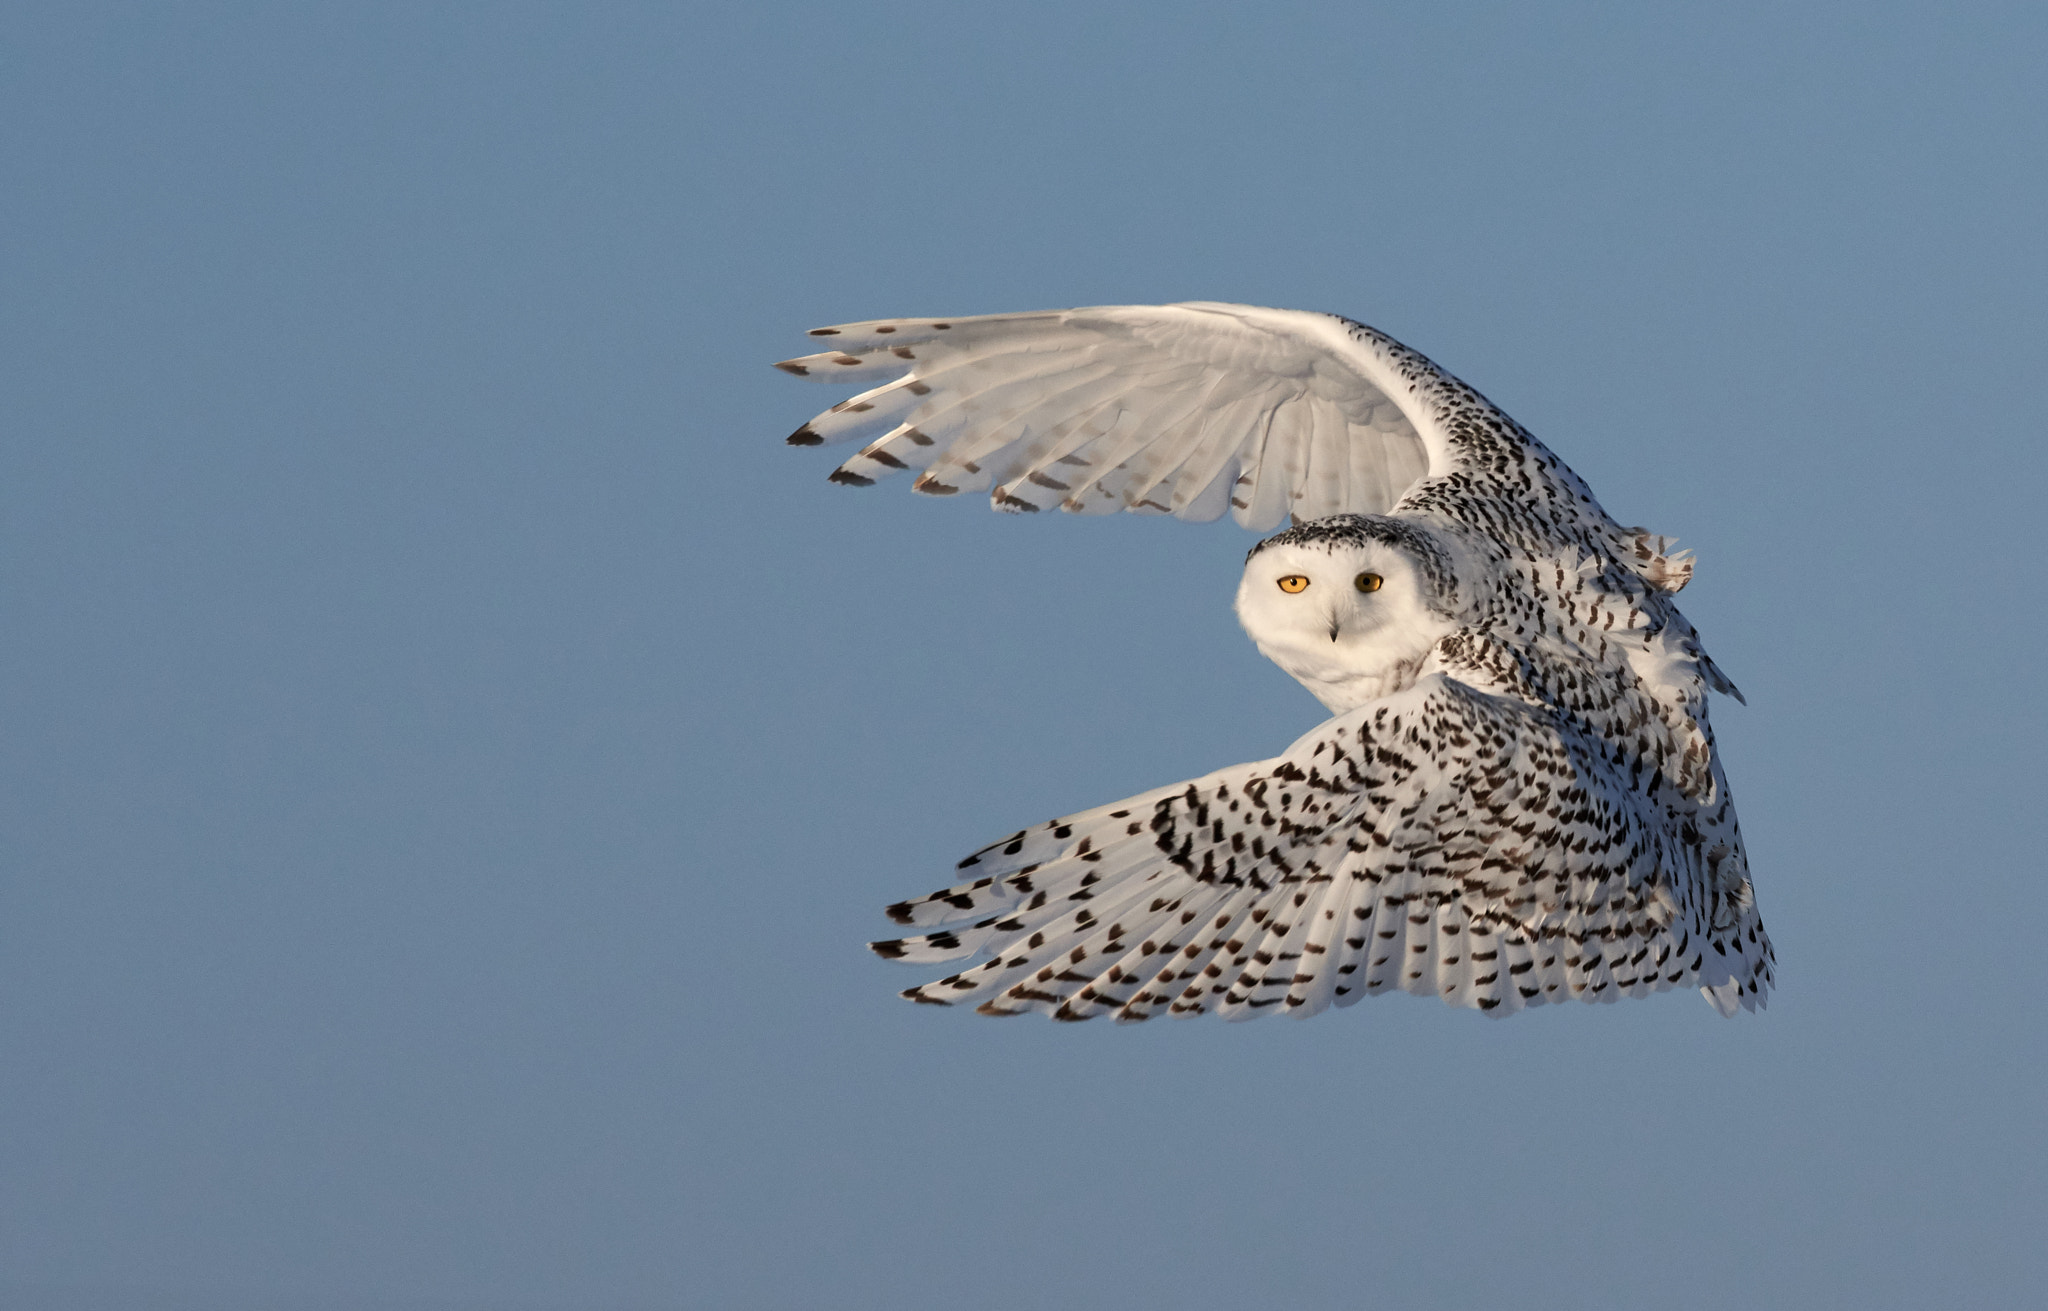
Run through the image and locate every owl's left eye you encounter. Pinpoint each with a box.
[1276,575,1310,594]
[1355,572,1383,593]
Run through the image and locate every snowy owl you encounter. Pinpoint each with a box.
[774,302,1773,1020]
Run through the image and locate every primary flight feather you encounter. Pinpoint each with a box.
[775,301,1772,1020]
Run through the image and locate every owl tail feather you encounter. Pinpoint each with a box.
[1696,898,1775,1016]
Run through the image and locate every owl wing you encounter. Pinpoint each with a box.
[871,674,1774,1020]
[774,302,1457,530]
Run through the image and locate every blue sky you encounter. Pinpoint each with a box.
[4,4,2044,1308]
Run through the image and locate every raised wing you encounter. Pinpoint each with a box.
[774,302,1440,530]
[871,675,1774,1020]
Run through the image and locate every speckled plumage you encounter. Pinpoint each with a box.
[775,301,1772,1019]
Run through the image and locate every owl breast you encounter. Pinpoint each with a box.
[1249,624,1449,714]
[1269,639,1449,712]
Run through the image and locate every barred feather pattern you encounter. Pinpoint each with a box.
[873,672,1770,1021]
[776,302,1773,1019]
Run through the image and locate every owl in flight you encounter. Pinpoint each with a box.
[775,302,1772,1020]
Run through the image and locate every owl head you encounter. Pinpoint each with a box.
[1233,514,1461,713]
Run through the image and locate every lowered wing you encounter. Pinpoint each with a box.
[871,675,1774,1021]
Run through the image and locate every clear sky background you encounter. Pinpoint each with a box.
[4,4,2044,1309]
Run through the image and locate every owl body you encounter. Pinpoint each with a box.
[775,302,1773,1018]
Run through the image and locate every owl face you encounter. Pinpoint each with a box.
[1234,520,1457,714]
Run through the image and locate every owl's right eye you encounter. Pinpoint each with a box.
[1276,575,1310,593]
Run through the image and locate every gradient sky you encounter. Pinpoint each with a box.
[5,4,2045,1309]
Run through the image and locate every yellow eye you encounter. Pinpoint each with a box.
[1355,572,1383,593]
[1277,575,1310,594]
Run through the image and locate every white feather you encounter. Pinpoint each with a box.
[772,302,1773,1023]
